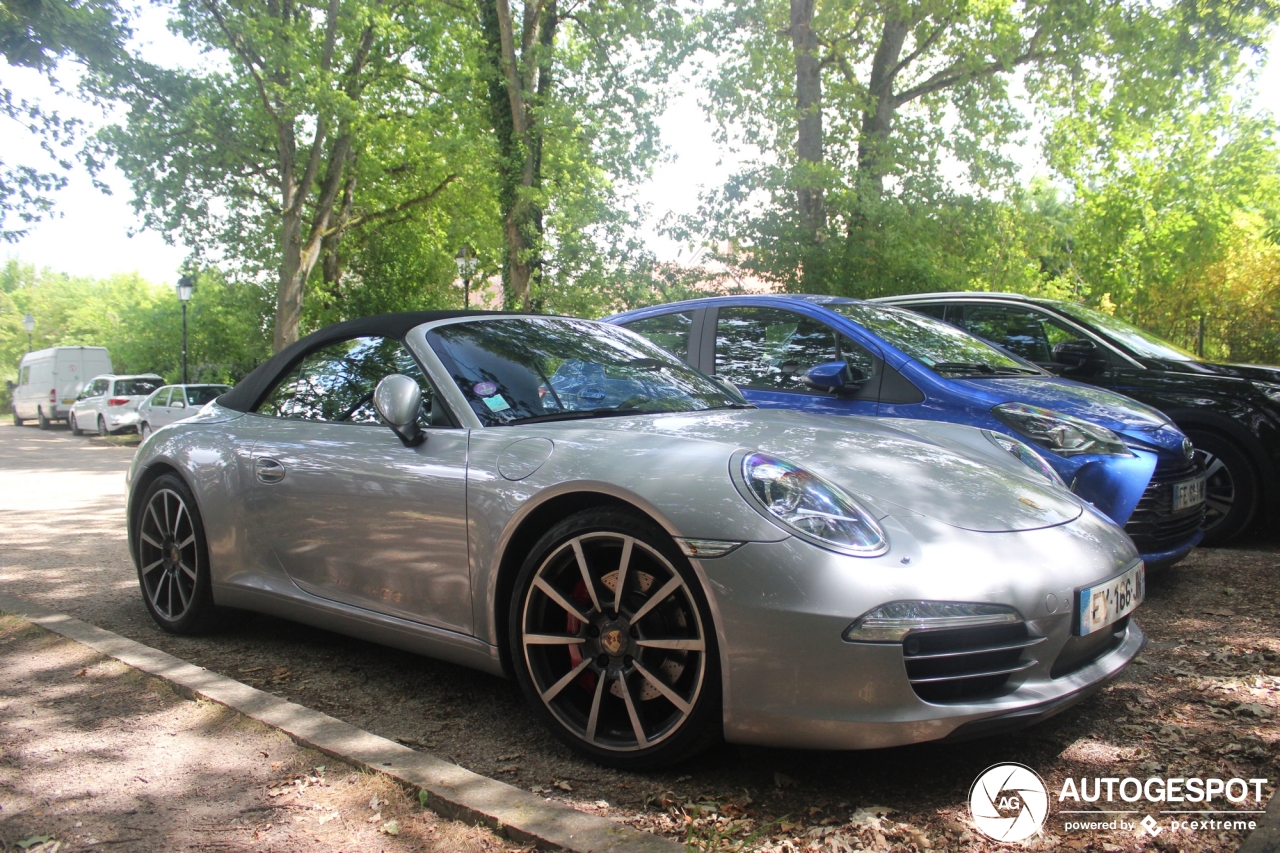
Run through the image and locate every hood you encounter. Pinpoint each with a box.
[949,375,1171,434]
[1141,359,1280,385]
[581,408,1083,533]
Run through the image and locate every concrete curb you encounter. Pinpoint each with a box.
[1240,790,1280,853]
[0,591,682,853]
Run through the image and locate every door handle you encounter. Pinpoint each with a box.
[255,457,286,484]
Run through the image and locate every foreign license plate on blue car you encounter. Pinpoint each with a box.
[1172,476,1207,512]
[1077,563,1144,636]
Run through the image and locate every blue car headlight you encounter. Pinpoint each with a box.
[738,452,888,556]
[992,403,1133,458]
[982,429,1067,487]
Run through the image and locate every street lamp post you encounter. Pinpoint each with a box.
[176,276,195,384]
[22,314,34,352]
[455,246,479,309]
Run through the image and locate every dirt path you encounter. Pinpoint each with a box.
[0,614,516,852]
[1,421,1277,852]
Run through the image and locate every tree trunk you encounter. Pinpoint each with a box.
[856,13,909,200]
[790,0,823,242]
[480,0,553,311]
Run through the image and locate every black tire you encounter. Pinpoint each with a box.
[12,406,23,426]
[1187,430,1259,546]
[133,473,222,634]
[70,412,82,435]
[140,422,152,440]
[38,407,50,430]
[508,509,721,769]
[97,415,109,437]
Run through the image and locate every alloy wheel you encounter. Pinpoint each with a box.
[137,488,200,621]
[520,532,706,753]
[1195,448,1235,534]
[97,415,107,437]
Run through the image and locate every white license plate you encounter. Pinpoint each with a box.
[1173,476,1206,511]
[1077,563,1144,636]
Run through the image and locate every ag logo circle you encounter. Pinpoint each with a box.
[969,763,1048,842]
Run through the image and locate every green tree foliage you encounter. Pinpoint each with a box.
[474,0,691,311]
[96,0,486,351]
[0,260,272,410]
[0,0,129,240]
[691,0,1280,292]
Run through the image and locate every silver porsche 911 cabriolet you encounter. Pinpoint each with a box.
[126,311,1145,768]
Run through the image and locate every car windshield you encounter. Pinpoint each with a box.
[116,378,162,396]
[826,303,1041,376]
[426,317,748,426]
[185,385,229,406]
[1052,302,1198,361]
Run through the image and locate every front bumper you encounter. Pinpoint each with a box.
[691,509,1144,750]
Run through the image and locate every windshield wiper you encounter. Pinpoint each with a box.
[932,362,997,374]
[509,406,646,425]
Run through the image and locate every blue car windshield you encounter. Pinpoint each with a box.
[826,303,1041,377]
[426,317,748,426]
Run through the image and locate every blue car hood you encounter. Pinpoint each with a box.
[948,376,1178,448]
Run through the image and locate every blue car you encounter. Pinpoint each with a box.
[607,295,1206,568]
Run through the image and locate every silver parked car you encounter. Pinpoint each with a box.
[138,384,232,439]
[126,312,1145,768]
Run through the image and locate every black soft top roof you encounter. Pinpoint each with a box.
[218,310,511,413]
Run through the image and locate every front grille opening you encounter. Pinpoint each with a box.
[904,623,1043,704]
[1124,457,1207,553]
[1051,615,1128,679]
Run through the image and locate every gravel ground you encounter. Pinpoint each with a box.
[1,421,1276,852]
[0,613,518,852]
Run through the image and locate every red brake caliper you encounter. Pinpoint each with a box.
[566,581,597,692]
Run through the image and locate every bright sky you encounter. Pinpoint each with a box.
[4,7,1280,286]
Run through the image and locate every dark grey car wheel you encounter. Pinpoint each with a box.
[69,412,82,435]
[97,415,109,437]
[38,407,50,429]
[509,509,720,769]
[1188,431,1258,545]
[134,473,221,634]
[12,406,23,426]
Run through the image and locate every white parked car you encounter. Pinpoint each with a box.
[70,374,165,436]
[11,347,113,429]
[138,384,231,438]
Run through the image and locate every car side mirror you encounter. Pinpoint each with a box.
[1052,339,1103,373]
[172,400,186,409]
[3,380,12,392]
[374,374,425,447]
[802,361,866,395]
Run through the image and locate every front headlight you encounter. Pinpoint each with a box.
[738,451,888,556]
[982,429,1067,487]
[1251,381,1280,405]
[991,403,1133,457]
[843,601,1022,642]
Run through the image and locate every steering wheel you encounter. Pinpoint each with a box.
[337,390,376,422]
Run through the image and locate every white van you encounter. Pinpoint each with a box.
[11,347,113,429]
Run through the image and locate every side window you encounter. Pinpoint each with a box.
[621,312,694,360]
[256,336,437,425]
[19,367,29,386]
[962,306,1083,363]
[87,379,105,397]
[907,303,950,322]
[714,306,877,392]
[155,388,174,407]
